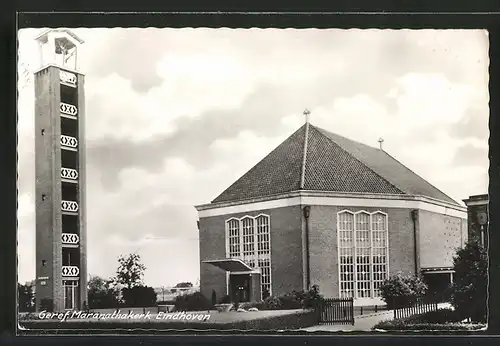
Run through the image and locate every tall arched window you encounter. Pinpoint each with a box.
[338,212,355,298]
[242,217,255,267]
[226,214,272,298]
[355,212,371,298]
[256,215,271,297]
[371,212,388,297]
[227,219,240,258]
[337,210,388,299]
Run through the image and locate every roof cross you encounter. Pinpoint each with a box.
[303,108,311,124]
[378,137,384,150]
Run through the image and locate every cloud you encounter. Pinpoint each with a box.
[449,103,490,141]
[85,28,166,93]
[452,143,489,167]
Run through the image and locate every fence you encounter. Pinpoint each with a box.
[355,304,388,317]
[393,297,439,320]
[316,298,355,325]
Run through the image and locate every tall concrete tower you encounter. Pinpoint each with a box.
[34,29,87,312]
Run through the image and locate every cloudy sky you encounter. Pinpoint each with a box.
[17,28,489,288]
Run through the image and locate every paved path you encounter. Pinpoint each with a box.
[302,303,452,332]
[303,310,394,332]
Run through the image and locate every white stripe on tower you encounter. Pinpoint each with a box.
[300,109,311,189]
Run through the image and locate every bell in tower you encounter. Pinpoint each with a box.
[34,28,84,72]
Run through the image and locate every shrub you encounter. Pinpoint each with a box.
[18,312,39,321]
[373,319,485,331]
[405,308,461,324]
[89,288,120,309]
[18,283,35,312]
[121,285,157,307]
[279,291,303,309]
[39,298,53,312]
[373,308,485,331]
[259,285,324,310]
[263,295,282,310]
[219,295,231,304]
[88,276,120,309]
[174,292,211,311]
[450,238,487,323]
[379,273,428,308]
[157,300,176,305]
[302,284,323,309]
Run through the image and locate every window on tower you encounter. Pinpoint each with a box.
[61,182,78,202]
[60,83,78,106]
[60,116,78,138]
[61,149,78,170]
[62,214,79,235]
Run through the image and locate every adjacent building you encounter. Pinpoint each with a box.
[34,29,88,311]
[154,285,200,302]
[463,194,489,250]
[196,121,468,306]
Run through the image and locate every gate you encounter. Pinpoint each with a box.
[317,298,355,325]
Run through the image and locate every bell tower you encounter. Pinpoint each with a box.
[34,28,87,312]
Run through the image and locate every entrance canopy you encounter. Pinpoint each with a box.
[203,258,255,272]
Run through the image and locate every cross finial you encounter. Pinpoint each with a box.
[378,137,384,150]
[303,108,311,124]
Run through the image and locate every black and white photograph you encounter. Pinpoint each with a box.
[16,25,489,334]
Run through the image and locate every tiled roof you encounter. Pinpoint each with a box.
[211,123,459,205]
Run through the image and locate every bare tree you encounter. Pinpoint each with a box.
[114,253,147,290]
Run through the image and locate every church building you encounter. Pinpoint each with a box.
[195,119,468,306]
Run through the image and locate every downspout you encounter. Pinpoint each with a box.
[411,209,421,275]
[303,206,311,291]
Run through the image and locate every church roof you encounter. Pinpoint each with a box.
[211,123,459,206]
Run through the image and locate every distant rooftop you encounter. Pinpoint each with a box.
[463,194,489,204]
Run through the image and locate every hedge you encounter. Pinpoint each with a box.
[373,308,486,331]
[373,319,486,331]
[19,309,318,332]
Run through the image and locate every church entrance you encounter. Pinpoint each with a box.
[203,258,261,303]
[63,280,80,310]
[422,268,454,302]
[230,274,251,303]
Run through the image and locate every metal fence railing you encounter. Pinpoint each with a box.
[393,297,439,320]
[317,298,355,325]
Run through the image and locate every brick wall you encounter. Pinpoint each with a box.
[386,207,418,276]
[307,205,339,298]
[198,213,227,302]
[76,72,88,309]
[418,210,467,269]
[35,66,64,311]
[199,202,464,302]
[198,205,303,301]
